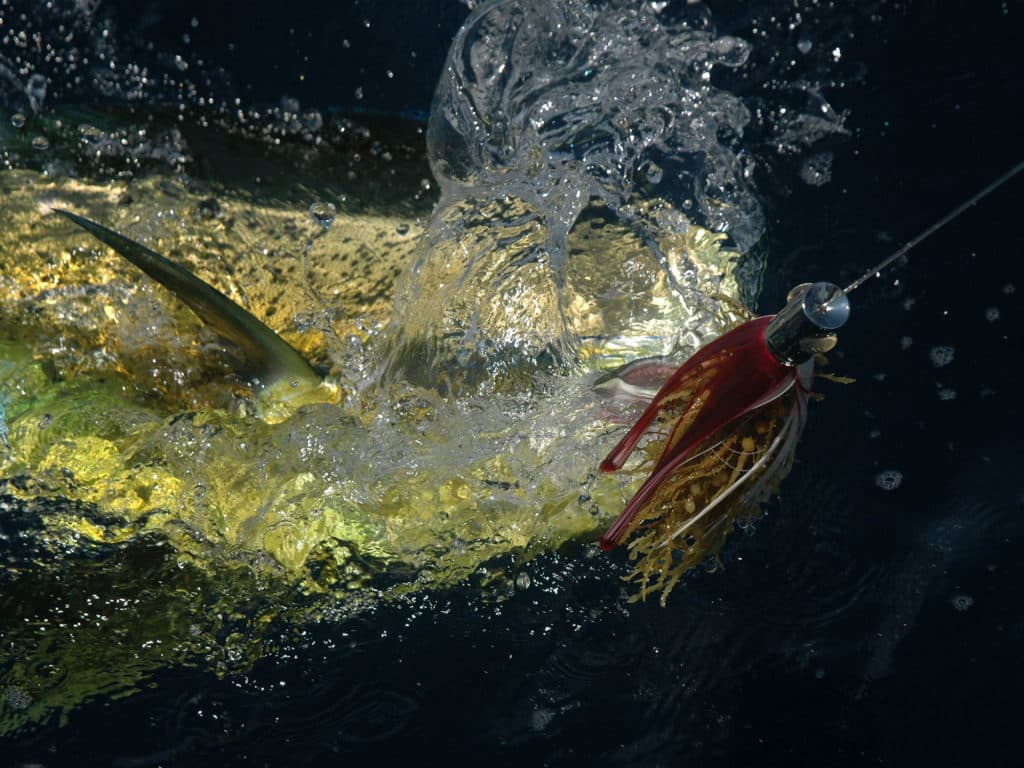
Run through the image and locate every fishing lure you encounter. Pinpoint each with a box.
[598,161,1024,604]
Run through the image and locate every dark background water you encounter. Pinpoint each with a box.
[4,0,1024,765]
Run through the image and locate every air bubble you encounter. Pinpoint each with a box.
[11,113,26,129]
[797,39,813,54]
[31,135,50,151]
[515,571,531,590]
[308,201,336,229]
[984,307,999,322]
[874,469,902,491]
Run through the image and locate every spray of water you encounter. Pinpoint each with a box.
[382,0,766,392]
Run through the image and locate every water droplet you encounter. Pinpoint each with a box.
[25,73,47,112]
[293,312,316,332]
[78,123,103,140]
[301,110,323,132]
[709,36,750,66]
[875,469,902,491]
[929,345,954,367]
[31,135,50,151]
[644,161,664,184]
[531,707,555,731]
[11,113,26,129]
[799,151,833,186]
[950,594,974,612]
[308,201,336,229]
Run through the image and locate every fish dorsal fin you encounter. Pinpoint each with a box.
[55,209,322,396]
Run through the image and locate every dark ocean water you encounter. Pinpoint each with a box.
[3,1,1023,766]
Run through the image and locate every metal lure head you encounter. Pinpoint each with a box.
[764,281,850,365]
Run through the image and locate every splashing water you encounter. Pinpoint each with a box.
[383,0,764,391]
[0,0,850,735]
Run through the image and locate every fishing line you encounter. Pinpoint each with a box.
[844,160,1024,294]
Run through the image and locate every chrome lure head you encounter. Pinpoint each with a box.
[764,281,850,365]
[765,164,1024,366]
